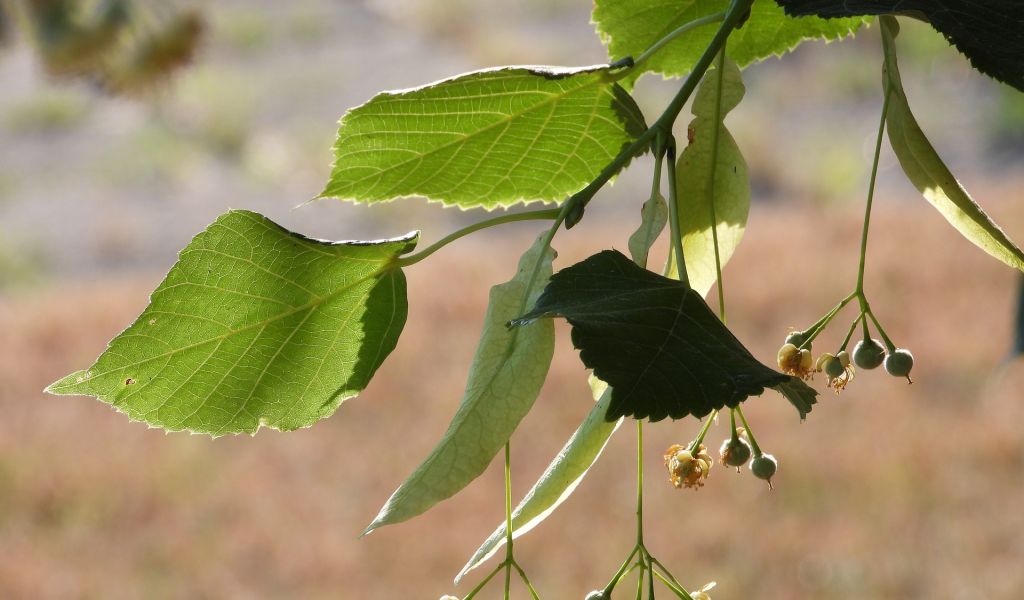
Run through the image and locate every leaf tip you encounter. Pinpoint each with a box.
[44,370,89,395]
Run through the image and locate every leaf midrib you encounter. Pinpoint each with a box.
[326,69,618,196]
[53,263,395,388]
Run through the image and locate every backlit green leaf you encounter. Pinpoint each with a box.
[593,0,867,81]
[881,17,1024,272]
[678,57,750,297]
[320,66,646,210]
[513,250,789,422]
[46,210,417,436]
[456,377,621,583]
[364,233,555,534]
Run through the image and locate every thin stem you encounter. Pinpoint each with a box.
[866,307,897,352]
[392,208,560,268]
[635,567,645,600]
[686,410,717,453]
[666,138,690,287]
[801,292,857,346]
[632,13,726,68]
[463,562,504,600]
[856,84,893,299]
[635,420,645,547]
[651,568,693,599]
[839,313,864,352]
[647,553,656,599]
[729,408,739,441]
[512,562,541,600]
[503,442,514,600]
[706,48,728,323]
[734,406,761,456]
[604,546,641,594]
[649,557,687,592]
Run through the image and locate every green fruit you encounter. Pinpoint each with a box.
[885,348,914,379]
[853,338,885,370]
[785,331,809,349]
[750,453,777,483]
[824,356,845,379]
[719,436,752,467]
[585,591,608,600]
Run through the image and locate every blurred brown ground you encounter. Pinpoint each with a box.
[3,1,1024,599]
[4,184,1024,599]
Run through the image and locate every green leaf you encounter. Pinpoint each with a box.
[778,1,1024,92]
[46,210,417,436]
[770,377,818,420]
[320,66,647,210]
[512,250,789,422]
[627,192,668,269]
[456,377,622,583]
[593,0,867,81]
[678,57,750,297]
[364,234,555,534]
[880,17,1024,272]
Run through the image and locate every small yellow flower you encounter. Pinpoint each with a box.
[818,350,855,393]
[777,343,813,380]
[664,443,713,489]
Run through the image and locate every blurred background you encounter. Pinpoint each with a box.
[2,1,1024,598]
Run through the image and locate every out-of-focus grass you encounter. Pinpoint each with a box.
[4,188,1024,599]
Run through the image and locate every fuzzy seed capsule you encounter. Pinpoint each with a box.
[785,331,808,350]
[853,338,886,370]
[885,348,914,381]
[719,436,752,468]
[750,453,778,488]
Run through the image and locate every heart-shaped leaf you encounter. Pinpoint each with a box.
[47,210,416,436]
[512,250,792,421]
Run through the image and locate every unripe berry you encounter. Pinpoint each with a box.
[853,338,885,370]
[824,355,846,379]
[885,348,914,381]
[719,436,752,468]
[584,591,608,600]
[750,453,777,487]
[785,331,808,350]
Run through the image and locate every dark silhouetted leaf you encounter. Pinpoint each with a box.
[775,0,1024,92]
[512,250,789,422]
[771,377,818,420]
